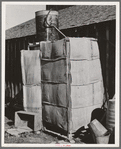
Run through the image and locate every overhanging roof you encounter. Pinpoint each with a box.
[6,5,116,40]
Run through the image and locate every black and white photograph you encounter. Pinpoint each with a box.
[2,1,120,147]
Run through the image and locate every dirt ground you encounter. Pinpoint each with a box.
[5,116,90,144]
[4,102,94,145]
[4,97,114,145]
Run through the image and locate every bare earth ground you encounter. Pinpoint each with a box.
[4,91,114,145]
[4,100,94,145]
[5,116,89,144]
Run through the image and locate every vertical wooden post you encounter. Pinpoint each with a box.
[8,40,12,98]
[23,37,26,49]
[65,38,72,139]
[10,39,14,98]
[9,40,12,98]
[106,23,109,100]
[15,39,19,96]
[6,40,10,98]
[13,39,15,98]
[25,37,28,49]
[18,38,22,91]
[5,40,8,88]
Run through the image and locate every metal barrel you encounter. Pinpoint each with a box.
[35,10,59,42]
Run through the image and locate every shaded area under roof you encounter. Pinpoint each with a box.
[6,5,116,40]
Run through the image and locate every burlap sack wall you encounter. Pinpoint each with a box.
[69,38,104,132]
[40,38,104,133]
[21,50,42,113]
[21,50,41,85]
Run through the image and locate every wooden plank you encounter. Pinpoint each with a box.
[15,111,42,131]
[5,40,9,87]
[65,38,72,137]
[11,40,15,98]
[9,40,13,98]
[108,21,115,98]
[7,40,11,98]
[5,40,11,98]
[43,127,69,140]
[95,24,99,40]
[18,39,22,90]
[23,37,26,49]
[15,39,19,95]
[14,39,19,96]
[25,37,28,49]
[13,39,16,97]
[106,23,109,100]
[86,26,89,37]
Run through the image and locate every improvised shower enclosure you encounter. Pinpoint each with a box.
[21,37,104,138]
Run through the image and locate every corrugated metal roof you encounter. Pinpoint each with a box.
[6,5,116,40]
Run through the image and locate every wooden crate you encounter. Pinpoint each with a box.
[15,110,42,131]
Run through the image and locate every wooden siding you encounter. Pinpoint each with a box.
[5,35,37,101]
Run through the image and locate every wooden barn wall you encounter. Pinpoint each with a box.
[5,20,115,103]
[5,35,37,103]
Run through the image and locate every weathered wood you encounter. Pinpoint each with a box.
[15,111,42,131]
[43,127,70,141]
[5,40,10,97]
[11,40,15,98]
[66,39,72,137]
[95,24,99,40]
[106,24,109,99]
[14,39,19,96]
